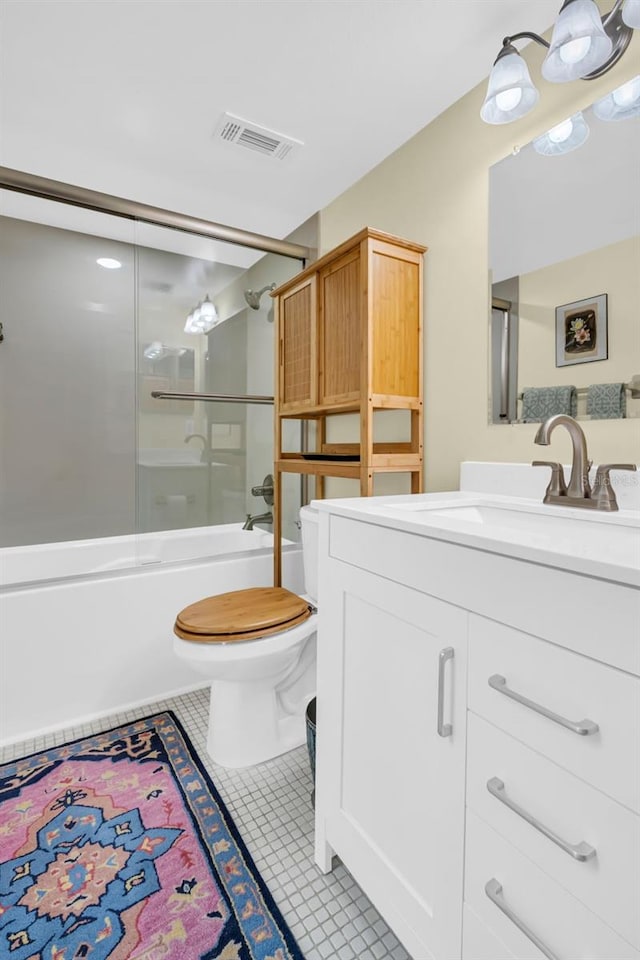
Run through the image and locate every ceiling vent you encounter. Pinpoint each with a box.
[214,112,302,160]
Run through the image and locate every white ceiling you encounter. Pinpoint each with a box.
[0,0,559,242]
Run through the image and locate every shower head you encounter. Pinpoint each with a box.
[244,282,276,310]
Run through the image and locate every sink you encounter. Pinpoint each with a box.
[361,494,640,585]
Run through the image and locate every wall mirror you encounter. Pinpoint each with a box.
[488,79,640,424]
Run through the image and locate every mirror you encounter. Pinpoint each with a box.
[488,80,640,424]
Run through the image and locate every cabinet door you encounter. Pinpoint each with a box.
[277,275,317,414]
[369,235,422,401]
[315,558,467,960]
[318,248,361,407]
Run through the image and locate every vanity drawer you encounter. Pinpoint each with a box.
[468,614,640,811]
[465,810,640,960]
[467,712,640,948]
[462,904,515,960]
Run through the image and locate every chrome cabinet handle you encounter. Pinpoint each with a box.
[487,777,596,862]
[437,647,454,738]
[485,879,559,960]
[488,674,599,736]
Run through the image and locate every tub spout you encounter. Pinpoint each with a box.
[242,511,273,531]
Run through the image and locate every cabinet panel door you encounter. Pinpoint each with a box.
[315,559,467,960]
[278,275,316,413]
[369,238,422,400]
[318,249,361,406]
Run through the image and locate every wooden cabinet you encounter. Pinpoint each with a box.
[277,274,317,414]
[271,228,426,583]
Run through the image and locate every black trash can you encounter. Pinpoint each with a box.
[305,697,317,808]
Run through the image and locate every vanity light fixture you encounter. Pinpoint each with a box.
[622,0,640,27]
[593,73,640,118]
[480,0,637,124]
[143,341,165,361]
[184,294,219,334]
[96,257,122,269]
[533,110,590,154]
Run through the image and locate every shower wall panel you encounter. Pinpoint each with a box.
[0,216,136,547]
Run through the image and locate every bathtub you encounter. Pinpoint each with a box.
[0,525,303,747]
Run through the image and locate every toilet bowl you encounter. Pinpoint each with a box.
[173,505,318,768]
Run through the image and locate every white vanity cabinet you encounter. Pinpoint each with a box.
[314,502,640,960]
[314,535,468,960]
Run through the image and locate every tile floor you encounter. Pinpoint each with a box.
[0,687,411,960]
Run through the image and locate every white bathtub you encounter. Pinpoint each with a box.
[0,525,303,747]
[0,523,279,587]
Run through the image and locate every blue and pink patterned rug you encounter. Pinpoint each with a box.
[0,711,304,960]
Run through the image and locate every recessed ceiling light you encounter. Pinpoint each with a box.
[96,257,122,269]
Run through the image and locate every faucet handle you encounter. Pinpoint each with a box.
[593,464,637,511]
[532,460,567,499]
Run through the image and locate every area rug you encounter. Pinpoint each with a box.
[0,711,304,960]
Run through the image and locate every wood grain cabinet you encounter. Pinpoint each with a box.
[271,227,427,583]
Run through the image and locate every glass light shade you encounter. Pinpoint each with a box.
[184,308,201,334]
[480,48,539,124]
[143,341,165,360]
[184,298,218,334]
[593,75,640,120]
[198,295,218,321]
[542,0,613,82]
[532,111,590,155]
[622,0,640,29]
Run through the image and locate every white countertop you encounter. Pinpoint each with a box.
[314,488,640,588]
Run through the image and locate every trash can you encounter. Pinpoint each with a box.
[305,697,317,808]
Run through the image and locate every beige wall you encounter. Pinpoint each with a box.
[518,237,640,418]
[319,19,640,491]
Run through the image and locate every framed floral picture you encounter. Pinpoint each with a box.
[556,293,608,366]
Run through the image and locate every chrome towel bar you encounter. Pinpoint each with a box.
[151,391,274,405]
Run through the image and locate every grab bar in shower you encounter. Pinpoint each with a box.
[151,391,274,405]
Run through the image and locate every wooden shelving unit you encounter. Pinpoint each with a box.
[272,227,427,584]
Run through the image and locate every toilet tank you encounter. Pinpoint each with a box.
[299,504,319,602]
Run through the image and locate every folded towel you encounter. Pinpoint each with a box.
[587,382,626,420]
[522,385,577,423]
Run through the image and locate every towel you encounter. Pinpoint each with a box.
[522,385,577,423]
[587,382,627,420]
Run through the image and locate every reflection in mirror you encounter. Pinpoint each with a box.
[489,78,640,424]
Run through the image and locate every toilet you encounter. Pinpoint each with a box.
[173,505,318,768]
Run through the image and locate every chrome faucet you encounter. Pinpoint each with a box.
[533,414,636,511]
[242,511,273,531]
[534,414,591,500]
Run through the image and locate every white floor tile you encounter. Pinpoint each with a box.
[0,688,411,960]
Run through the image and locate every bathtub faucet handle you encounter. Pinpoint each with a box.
[250,474,274,506]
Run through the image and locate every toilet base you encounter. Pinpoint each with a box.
[206,678,309,768]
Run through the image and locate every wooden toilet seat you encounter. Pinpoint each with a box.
[174,586,312,643]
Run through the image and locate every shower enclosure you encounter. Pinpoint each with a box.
[0,174,310,582]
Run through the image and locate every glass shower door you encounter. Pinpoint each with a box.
[134,222,303,549]
[0,193,137,553]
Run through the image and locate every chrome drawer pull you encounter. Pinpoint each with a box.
[487,777,597,862]
[437,647,454,737]
[488,674,599,736]
[485,878,559,960]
